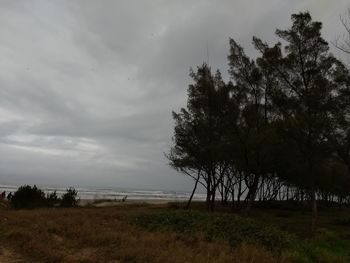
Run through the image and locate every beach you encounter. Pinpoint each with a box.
[78,198,173,207]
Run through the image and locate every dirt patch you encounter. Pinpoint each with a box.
[64,247,99,262]
[0,247,22,262]
[0,200,9,209]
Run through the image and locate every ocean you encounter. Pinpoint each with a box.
[0,184,206,202]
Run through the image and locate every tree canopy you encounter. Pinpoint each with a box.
[168,11,350,229]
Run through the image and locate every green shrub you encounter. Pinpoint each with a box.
[11,185,47,209]
[60,187,78,207]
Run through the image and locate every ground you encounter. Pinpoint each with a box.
[0,201,350,262]
[0,247,22,262]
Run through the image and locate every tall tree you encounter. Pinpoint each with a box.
[327,63,350,174]
[167,64,236,211]
[253,12,346,231]
[228,39,276,212]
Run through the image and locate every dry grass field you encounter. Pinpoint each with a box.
[0,202,350,262]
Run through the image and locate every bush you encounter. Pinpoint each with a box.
[11,185,47,209]
[46,191,60,207]
[60,187,78,207]
[10,185,79,209]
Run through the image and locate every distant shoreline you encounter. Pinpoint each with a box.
[0,183,206,202]
[78,198,183,207]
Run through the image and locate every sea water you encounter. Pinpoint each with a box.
[0,184,206,201]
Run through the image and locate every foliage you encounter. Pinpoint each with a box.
[60,187,78,207]
[135,210,294,253]
[168,11,350,220]
[135,209,350,262]
[11,185,47,209]
[46,191,60,207]
[167,64,236,210]
[10,185,79,209]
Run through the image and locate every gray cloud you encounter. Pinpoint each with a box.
[0,0,349,191]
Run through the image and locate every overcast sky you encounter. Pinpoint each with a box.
[0,0,349,191]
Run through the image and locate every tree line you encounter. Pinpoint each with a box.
[167,12,350,230]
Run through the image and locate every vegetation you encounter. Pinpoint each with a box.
[11,185,48,209]
[61,187,78,208]
[46,190,60,207]
[135,208,350,262]
[1,9,350,263]
[167,12,350,232]
[9,185,77,209]
[135,210,294,253]
[0,203,350,262]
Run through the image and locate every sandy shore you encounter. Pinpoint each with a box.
[78,198,182,207]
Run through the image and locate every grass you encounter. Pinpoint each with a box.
[134,209,350,262]
[0,201,350,262]
[134,210,294,253]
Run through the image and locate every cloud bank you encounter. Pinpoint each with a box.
[0,0,348,191]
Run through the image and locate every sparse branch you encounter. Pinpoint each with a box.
[333,9,350,55]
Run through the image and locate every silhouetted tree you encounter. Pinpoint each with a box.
[11,185,46,209]
[326,63,350,175]
[167,64,236,211]
[254,12,347,231]
[61,187,78,207]
[228,39,277,212]
[168,11,350,225]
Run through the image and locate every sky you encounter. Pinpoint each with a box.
[0,0,349,191]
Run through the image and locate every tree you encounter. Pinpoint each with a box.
[11,185,46,209]
[167,64,236,211]
[168,11,350,220]
[327,63,350,174]
[254,12,347,231]
[61,187,78,207]
[228,39,277,212]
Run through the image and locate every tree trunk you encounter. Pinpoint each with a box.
[245,174,259,214]
[206,176,212,211]
[186,173,200,210]
[231,186,235,211]
[210,189,216,211]
[206,188,211,211]
[311,186,318,234]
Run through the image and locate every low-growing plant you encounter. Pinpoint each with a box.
[134,210,294,253]
[135,210,350,262]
